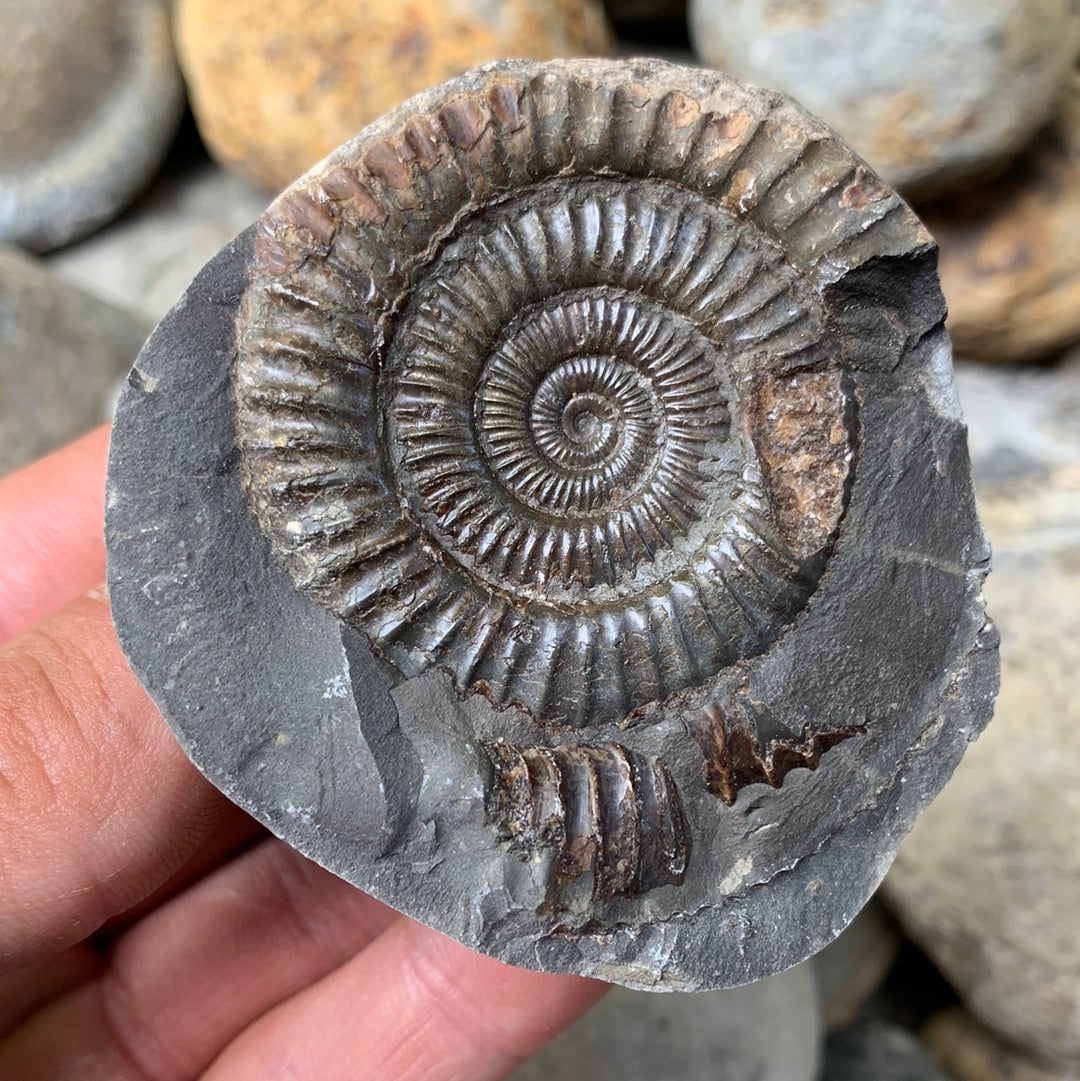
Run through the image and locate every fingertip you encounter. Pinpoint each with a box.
[0,426,111,644]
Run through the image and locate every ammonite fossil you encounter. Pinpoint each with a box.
[106,58,998,989]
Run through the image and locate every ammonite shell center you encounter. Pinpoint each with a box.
[236,154,854,727]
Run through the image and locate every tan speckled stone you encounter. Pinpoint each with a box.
[926,75,1080,363]
[923,1009,1080,1081]
[175,0,615,191]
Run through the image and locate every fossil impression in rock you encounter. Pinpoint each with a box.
[106,59,998,989]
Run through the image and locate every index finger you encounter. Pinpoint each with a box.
[0,426,110,644]
[0,590,236,969]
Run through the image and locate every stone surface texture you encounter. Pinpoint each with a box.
[47,155,268,325]
[812,899,901,1031]
[823,1019,953,1081]
[509,962,822,1081]
[885,359,1080,1064]
[927,74,1080,363]
[688,0,1080,199]
[923,1008,1080,1081]
[0,0,184,252]
[174,0,615,191]
[0,246,150,473]
[106,59,996,989]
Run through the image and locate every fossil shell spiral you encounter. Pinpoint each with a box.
[230,59,903,734]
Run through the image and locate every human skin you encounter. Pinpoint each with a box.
[0,425,606,1079]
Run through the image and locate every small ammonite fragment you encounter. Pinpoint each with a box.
[106,58,998,990]
[484,741,690,910]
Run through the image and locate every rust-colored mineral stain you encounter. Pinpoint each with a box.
[663,90,700,128]
[709,112,755,144]
[320,165,389,224]
[403,116,445,167]
[840,166,890,209]
[750,369,850,559]
[274,188,339,248]
[488,80,527,133]
[439,96,487,149]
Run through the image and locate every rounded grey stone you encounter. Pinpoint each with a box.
[0,0,184,252]
[509,962,822,1081]
[823,1019,953,1081]
[688,0,1080,199]
[0,245,149,472]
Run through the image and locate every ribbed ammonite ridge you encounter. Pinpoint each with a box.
[484,741,690,908]
[233,59,927,730]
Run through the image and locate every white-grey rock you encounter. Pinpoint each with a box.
[509,963,822,1081]
[47,155,268,325]
[0,0,184,252]
[0,246,150,473]
[687,0,1080,199]
[884,359,1080,1065]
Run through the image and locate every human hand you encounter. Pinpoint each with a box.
[0,426,606,1080]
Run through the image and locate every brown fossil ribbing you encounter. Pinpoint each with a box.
[684,696,862,806]
[484,741,690,906]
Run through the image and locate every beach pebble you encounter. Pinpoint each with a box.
[509,962,822,1081]
[175,0,615,191]
[0,246,149,473]
[883,359,1080,1066]
[687,0,1080,199]
[0,0,184,252]
[923,1008,1080,1081]
[927,74,1080,362]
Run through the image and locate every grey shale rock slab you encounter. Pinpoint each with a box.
[688,0,1080,200]
[885,358,1080,1064]
[0,0,184,252]
[106,59,997,988]
[509,962,822,1081]
[0,246,150,473]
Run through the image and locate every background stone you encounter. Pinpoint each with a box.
[508,962,822,1081]
[174,0,615,191]
[0,0,183,252]
[923,1008,1080,1081]
[47,146,268,325]
[883,359,1080,1064]
[926,74,1080,363]
[813,899,901,1031]
[687,0,1080,200]
[0,246,150,473]
[823,1018,953,1081]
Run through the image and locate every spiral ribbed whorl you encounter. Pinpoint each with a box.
[234,59,928,729]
